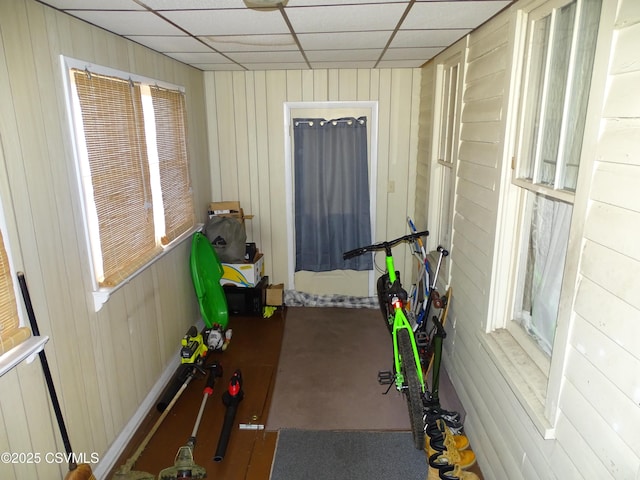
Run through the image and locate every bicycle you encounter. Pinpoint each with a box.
[343,229,430,450]
[406,216,449,335]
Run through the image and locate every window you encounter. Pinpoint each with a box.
[429,54,461,284]
[0,160,48,376]
[0,229,30,356]
[509,0,601,356]
[481,0,604,436]
[63,58,196,298]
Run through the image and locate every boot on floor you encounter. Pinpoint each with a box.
[439,464,481,480]
[427,448,477,480]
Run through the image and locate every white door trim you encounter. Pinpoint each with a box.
[284,101,379,296]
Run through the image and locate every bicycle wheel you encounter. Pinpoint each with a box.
[397,328,425,450]
[376,274,393,333]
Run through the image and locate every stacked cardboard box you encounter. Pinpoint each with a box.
[210,201,283,311]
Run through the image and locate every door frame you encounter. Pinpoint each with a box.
[284,101,379,296]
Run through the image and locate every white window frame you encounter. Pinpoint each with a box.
[428,49,463,286]
[484,0,613,438]
[0,190,48,377]
[60,56,200,312]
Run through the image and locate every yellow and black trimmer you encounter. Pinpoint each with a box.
[158,362,223,479]
[113,326,209,479]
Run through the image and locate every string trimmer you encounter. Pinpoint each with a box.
[157,326,208,412]
[112,365,199,480]
[159,362,223,479]
[113,326,209,479]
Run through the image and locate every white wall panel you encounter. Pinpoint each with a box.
[204,68,422,287]
[0,1,209,478]
[419,0,640,478]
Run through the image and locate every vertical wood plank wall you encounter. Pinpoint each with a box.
[415,64,436,245]
[203,69,423,286]
[2,0,639,479]
[421,0,640,478]
[0,1,210,478]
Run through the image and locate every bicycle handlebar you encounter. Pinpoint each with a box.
[342,230,429,260]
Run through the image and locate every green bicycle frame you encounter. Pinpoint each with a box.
[385,255,426,392]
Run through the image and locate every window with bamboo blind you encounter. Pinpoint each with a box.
[64,60,196,293]
[150,86,196,245]
[0,229,30,355]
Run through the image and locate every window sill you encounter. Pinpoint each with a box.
[478,329,556,439]
[92,224,202,312]
[0,336,49,378]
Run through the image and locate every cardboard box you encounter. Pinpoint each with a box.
[266,283,284,306]
[221,253,264,287]
[208,201,253,223]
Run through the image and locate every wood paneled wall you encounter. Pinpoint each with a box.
[2,0,638,479]
[204,68,423,286]
[0,1,210,478]
[421,0,640,478]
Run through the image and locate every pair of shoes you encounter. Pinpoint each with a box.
[439,464,481,480]
[424,407,464,435]
[428,449,477,480]
[425,426,475,480]
[424,406,461,424]
[425,418,470,457]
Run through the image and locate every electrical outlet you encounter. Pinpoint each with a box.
[388,180,395,193]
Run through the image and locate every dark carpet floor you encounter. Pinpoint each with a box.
[271,429,427,480]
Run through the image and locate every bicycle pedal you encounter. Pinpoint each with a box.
[378,370,394,385]
[415,331,429,348]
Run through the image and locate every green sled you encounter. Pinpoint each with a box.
[190,231,229,329]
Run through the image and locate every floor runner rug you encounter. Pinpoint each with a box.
[270,429,427,480]
[266,306,410,431]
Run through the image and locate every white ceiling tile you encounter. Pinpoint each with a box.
[162,9,289,35]
[68,11,184,36]
[193,63,247,71]
[125,36,213,53]
[41,0,143,9]
[36,0,516,70]
[142,0,243,9]
[285,4,408,33]
[293,0,408,4]
[239,62,310,70]
[306,49,381,62]
[310,61,376,69]
[403,1,511,29]
[227,50,306,63]
[392,29,471,48]
[298,31,391,50]
[201,34,297,52]
[376,60,425,68]
[382,47,444,61]
[163,51,231,63]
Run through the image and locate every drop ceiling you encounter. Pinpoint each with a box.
[36,0,513,71]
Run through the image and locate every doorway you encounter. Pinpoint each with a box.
[284,102,378,297]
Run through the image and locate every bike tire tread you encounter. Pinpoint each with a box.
[398,328,425,450]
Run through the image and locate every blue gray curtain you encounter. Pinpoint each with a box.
[294,116,372,272]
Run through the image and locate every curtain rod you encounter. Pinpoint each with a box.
[294,117,366,127]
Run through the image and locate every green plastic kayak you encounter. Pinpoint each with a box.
[190,232,229,329]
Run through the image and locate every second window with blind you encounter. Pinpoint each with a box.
[63,58,196,292]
